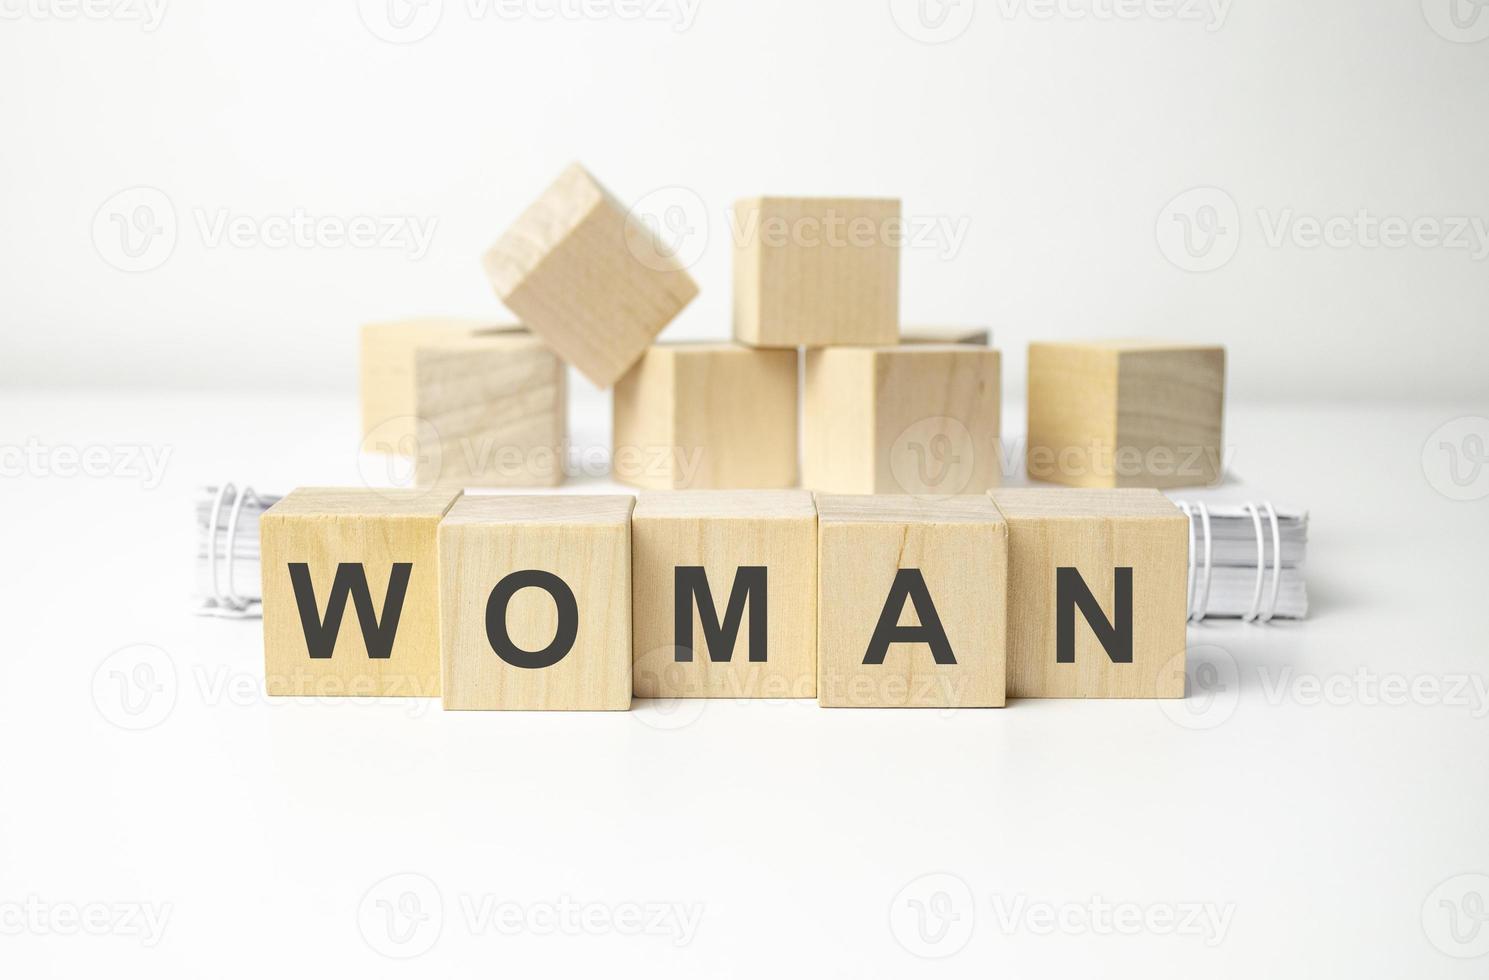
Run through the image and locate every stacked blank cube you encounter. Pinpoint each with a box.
[612,343,799,490]
[483,164,699,388]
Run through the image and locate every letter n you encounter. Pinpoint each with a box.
[1056,567,1133,664]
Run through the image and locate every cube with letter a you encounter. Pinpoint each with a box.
[815,494,1007,707]
[991,488,1188,698]
[260,487,461,697]
[439,495,633,710]
[631,490,817,699]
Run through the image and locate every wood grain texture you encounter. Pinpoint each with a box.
[815,494,1007,708]
[632,491,816,698]
[901,325,990,345]
[439,494,633,710]
[482,163,699,388]
[260,487,461,697]
[360,319,565,488]
[802,345,1001,495]
[1027,340,1226,489]
[612,343,799,490]
[991,488,1188,699]
[732,197,900,348]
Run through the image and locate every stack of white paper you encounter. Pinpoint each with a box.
[195,485,280,618]
[1172,500,1309,621]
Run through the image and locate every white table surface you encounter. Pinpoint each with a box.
[2,387,1486,978]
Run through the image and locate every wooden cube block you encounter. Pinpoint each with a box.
[612,343,799,490]
[901,325,990,345]
[439,495,633,710]
[632,491,817,699]
[803,345,1001,495]
[816,495,1007,708]
[1026,340,1226,488]
[991,488,1187,699]
[260,487,461,697]
[482,164,700,388]
[360,318,566,488]
[732,197,900,348]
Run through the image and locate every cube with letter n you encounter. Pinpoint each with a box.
[260,487,461,697]
[991,488,1188,698]
[439,495,633,710]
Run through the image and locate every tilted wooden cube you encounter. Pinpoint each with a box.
[803,345,1001,495]
[991,488,1188,699]
[439,495,633,710]
[612,343,799,490]
[1026,340,1226,488]
[632,491,817,699]
[482,164,700,388]
[360,319,566,488]
[732,196,900,348]
[816,494,1007,708]
[900,325,990,345]
[260,487,461,697]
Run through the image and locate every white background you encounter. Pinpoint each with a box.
[2,1,1489,977]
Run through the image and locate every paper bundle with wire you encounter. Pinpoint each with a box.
[195,484,280,618]
[1174,500,1309,622]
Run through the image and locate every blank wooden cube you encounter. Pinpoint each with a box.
[732,197,900,348]
[632,491,817,699]
[360,318,566,488]
[1026,340,1226,488]
[816,494,1007,708]
[260,487,461,697]
[482,164,699,388]
[991,488,1187,699]
[901,325,990,345]
[439,495,633,710]
[803,345,1001,495]
[612,343,799,490]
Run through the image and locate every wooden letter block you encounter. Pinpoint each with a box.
[803,345,1001,495]
[632,491,817,699]
[482,164,699,389]
[1026,340,1226,488]
[360,319,566,488]
[612,343,799,490]
[732,197,900,348]
[901,325,990,346]
[816,495,1007,708]
[991,488,1188,699]
[260,487,461,697]
[439,495,633,710]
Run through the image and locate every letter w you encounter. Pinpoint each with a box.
[288,562,412,660]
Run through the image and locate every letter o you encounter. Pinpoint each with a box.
[484,570,578,669]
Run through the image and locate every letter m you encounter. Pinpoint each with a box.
[674,566,767,663]
[287,562,412,660]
